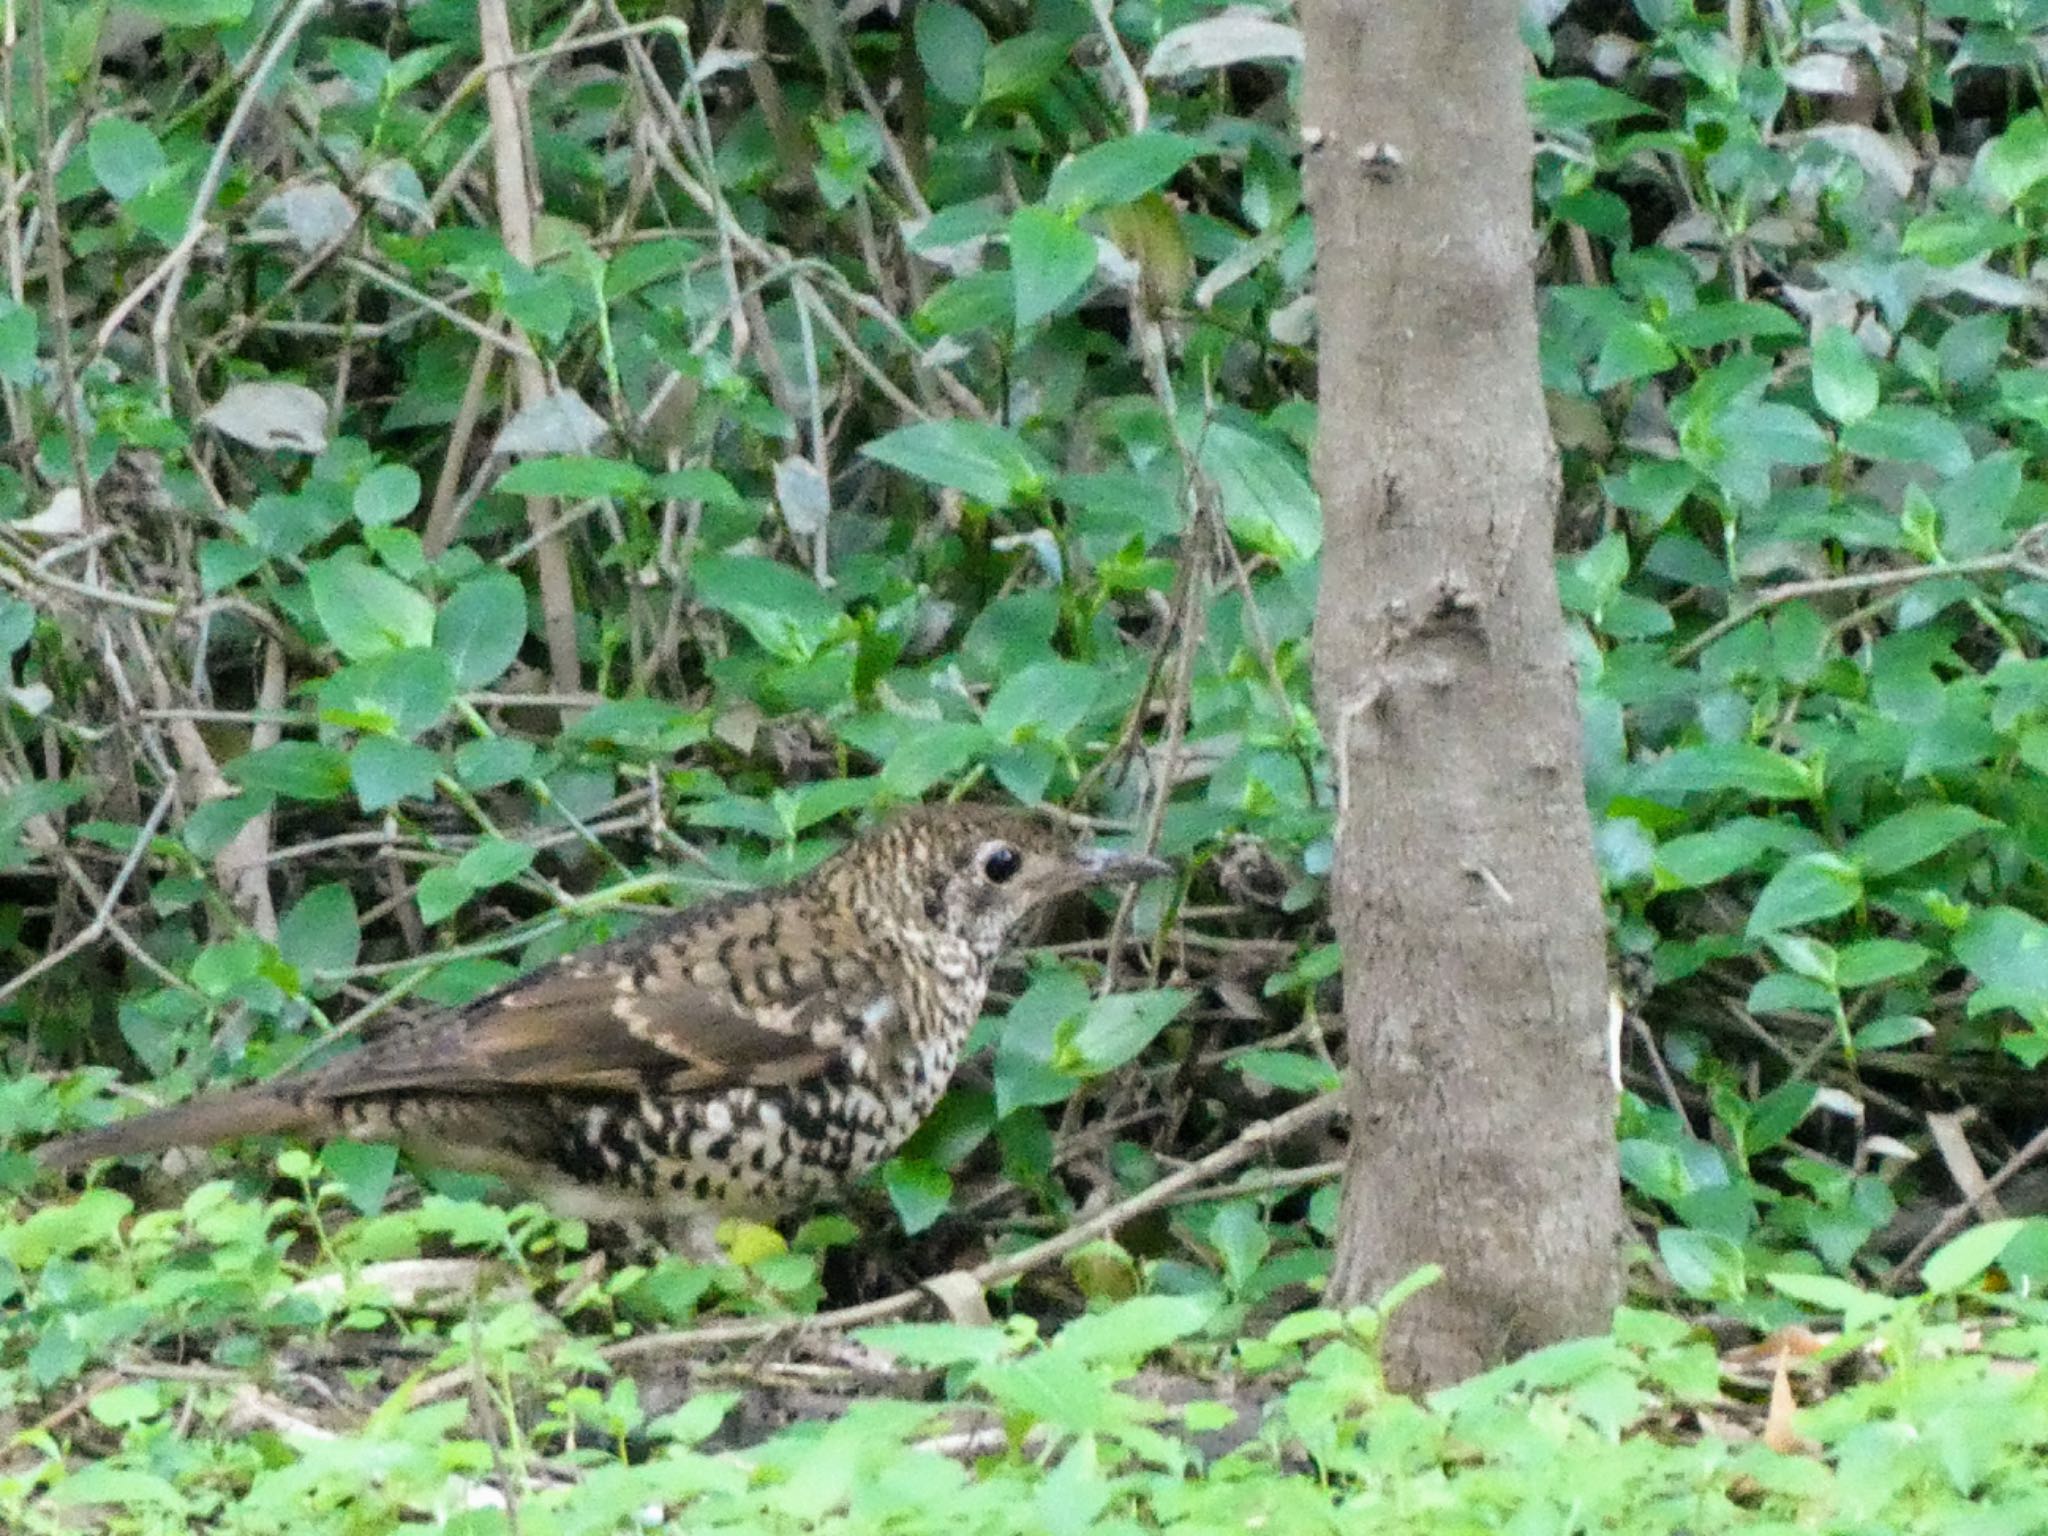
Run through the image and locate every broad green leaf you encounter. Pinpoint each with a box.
[182,794,268,859]
[861,420,1050,507]
[277,883,360,984]
[1835,939,1934,989]
[692,555,842,663]
[980,31,1075,106]
[319,648,456,739]
[882,1157,952,1235]
[454,736,536,789]
[1921,1218,2025,1294]
[1812,326,1878,424]
[0,302,38,386]
[1056,988,1190,1075]
[880,722,989,797]
[1854,1014,1934,1051]
[416,866,473,925]
[1045,132,1204,215]
[1745,853,1860,937]
[497,456,650,500]
[1978,110,2048,203]
[353,464,421,527]
[1658,1227,1746,1300]
[308,557,435,660]
[1053,1295,1216,1364]
[1849,804,1993,877]
[914,2,988,104]
[87,118,166,202]
[566,699,709,754]
[1009,207,1098,328]
[320,1140,399,1217]
[1840,405,1973,475]
[456,838,535,889]
[1590,321,1676,390]
[1954,907,2048,1016]
[984,660,1102,742]
[1197,420,1320,562]
[224,742,350,802]
[436,570,528,689]
[351,735,441,812]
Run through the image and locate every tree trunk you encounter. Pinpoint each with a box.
[1302,0,1623,1390]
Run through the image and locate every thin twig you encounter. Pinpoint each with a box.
[0,784,174,1008]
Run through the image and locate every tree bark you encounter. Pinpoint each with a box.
[1302,0,1623,1389]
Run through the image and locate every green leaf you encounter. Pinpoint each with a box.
[1045,132,1204,215]
[1921,1218,2025,1294]
[277,884,360,985]
[1590,321,1676,390]
[984,660,1101,743]
[1641,742,1815,800]
[1835,939,1934,989]
[1232,1049,1341,1094]
[1655,818,1817,888]
[0,302,39,386]
[1658,1227,1746,1300]
[308,557,435,660]
[1978,110,2048,203]
[994,968,1089,1118]
[319,649,457,739]
[692,555,842,663]
[497,456,651,499]
[319,1140,399,1218]
[455,837,534,889]
[436,570,528,689]
[182,794,268,858]
[1527,76,1653,130]
[1056,988,1190,1075]
[882,1157,952,1235]
[1009,207,1098,328]
[1854,1014,1934,1051]
[914,2,988,105]
[1811,326,1879,425]
[225,742,351,802]
[861,420,1050,507]
[879,722,990,797]
[416,866,473,925]
[980,31,1075,106]
[353,464,422,527]
[0,1187,132,1265]
[1053,1295,1215,1364]
[1954,907,2048,1016]
[350,735,441,812]
[1197,420,1321,562]
[87,118,166,202]
[1840,404,1973,475]
[455,736,536,789]
[1745,853,1861,937]
[1850,804,1994,878]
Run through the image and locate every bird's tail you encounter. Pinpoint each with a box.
[35,1086,315,1170]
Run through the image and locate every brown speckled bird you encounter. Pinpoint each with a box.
[37,805,1168,1246]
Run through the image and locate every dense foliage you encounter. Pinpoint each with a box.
[6,0,2048,1523]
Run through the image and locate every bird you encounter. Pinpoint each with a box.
[35,804,1169,1248]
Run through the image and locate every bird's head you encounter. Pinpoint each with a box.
[838,805,1171,958]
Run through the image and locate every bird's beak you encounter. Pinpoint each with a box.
[1069,844,1173,887]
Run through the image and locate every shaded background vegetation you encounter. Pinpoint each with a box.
[6,0,2048,1526]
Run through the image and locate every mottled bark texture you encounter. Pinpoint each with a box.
[1302,0,1623,1389]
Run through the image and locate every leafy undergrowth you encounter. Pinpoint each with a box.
[5,1176,2048,1532]
[12,0,2048,1522]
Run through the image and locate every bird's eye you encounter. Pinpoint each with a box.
[981,844,1023,884]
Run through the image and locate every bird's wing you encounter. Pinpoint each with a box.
[311,908,882,1100]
